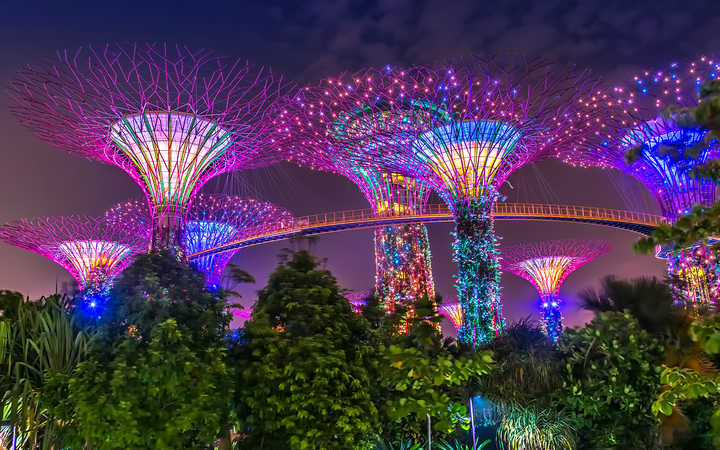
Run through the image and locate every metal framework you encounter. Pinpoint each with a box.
[557,55,720,311]
[184,193,293,288]
[502,239,611,342]
[8,43,289,254]
[274,60,598,346]
[0,214,149,293]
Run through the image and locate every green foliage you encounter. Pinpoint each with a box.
[478,320,561,406]
[496,405,575,450]
[59,251,233,449]
[436,438,490,449]
[235,251,378,449]
[0,291,88,448]
[68,319,230,449]
[580,276,685,340]
[653,315,720,448]
[554,311,663,448]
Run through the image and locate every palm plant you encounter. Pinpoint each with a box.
[496,405,575,450]
[0,291,88,448]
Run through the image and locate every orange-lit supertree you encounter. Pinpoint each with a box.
[8,43,289,256]
[502,240,611,342]
[439,302,463,333]
[557,56,720,312]
[274,61,595,346]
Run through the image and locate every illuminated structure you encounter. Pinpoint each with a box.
[275,62,593,345]
[502,240,611,342]
[273,71,436,317]
[184,194,293,288]
[344,291,370,313]
[559,56,720,311]
[0,214,149,296]
[439,302,463,333]
[8,44,287,255]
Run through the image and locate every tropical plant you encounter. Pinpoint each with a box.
[496,405,574,450]
[554,311,663,448]
[0,291,88,448]
[436,438,491,449]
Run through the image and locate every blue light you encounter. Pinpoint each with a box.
[184,221,239,287]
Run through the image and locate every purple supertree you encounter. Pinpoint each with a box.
[273,69,437,319]
[8,43,289,255]
[184,193,293,288]
[274,61,596,346]
[0,214,149,297]
[502,239,611,342]
[558,56,720,312]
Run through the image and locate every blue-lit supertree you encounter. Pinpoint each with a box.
[184,193,293,289]
[502,240,611,342]
[275,62,594,346]
[558,56,720,312]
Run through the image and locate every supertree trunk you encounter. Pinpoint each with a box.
[668,243,720,314]
[373,223,435,313]
[540,295,563,343]
[151,205,188,259]
[453,196,503,347]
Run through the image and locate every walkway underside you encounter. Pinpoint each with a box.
[188,202,666,259]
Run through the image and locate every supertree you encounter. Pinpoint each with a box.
[184,193,293,288]
[8,43,288,256]
[273,71,437,319]
[0,214,149,300]
[275,60,595,346]
[557,56,720,312]
[439,302,463,334]
[502,239,611,342]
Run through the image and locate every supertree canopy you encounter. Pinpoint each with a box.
[8,43,288,255]
[184,193,293,288]
[273,69,437,317]
[558,56,720,312]
[274,61,594,346]
[0,214,149,296]
[502,239,611,342]
[439,302,463,333]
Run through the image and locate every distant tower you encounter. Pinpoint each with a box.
[8,44,288,255]
[439,303,463,333]
[275,61,596,346]
[184,193,293,288]
[0,214,149,300]
[502,240,611,342]
[558,55,720,312]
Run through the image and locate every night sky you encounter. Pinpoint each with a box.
[0,0,718,331]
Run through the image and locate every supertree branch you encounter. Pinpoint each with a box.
[439,302,463,332]
[184,193,293,288]
[0,214,150,292]
[503,239,611,341]
[8,43,292,253]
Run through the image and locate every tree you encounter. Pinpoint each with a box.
[0,291,88,448]
[61,251,233,449]
[554,311,663,449]
[234,251,378,449]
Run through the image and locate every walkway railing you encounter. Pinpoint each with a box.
[189,202,666,259]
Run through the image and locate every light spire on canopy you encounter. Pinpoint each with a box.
[502,239,611,342]
[8,43,290,255]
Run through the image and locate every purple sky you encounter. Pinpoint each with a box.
[0,0,717,331]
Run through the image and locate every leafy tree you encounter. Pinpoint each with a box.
[0,291,88,449]
[654,315,720,448]
[234,251,378,449]
[554,311,663,449]
[59,251,233,449]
